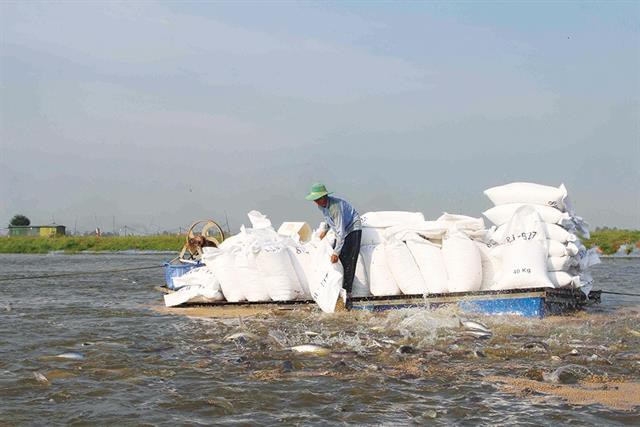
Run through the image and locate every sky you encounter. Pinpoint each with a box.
[1,0,638,234]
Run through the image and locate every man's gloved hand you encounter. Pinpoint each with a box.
[330,254,339,263]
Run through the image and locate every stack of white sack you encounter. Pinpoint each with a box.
[201,211,345,313]
[359,211,486,296]
[163,265,225,307]
[356,212,424,296]
[480,182,600,294]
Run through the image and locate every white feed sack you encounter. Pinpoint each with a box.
[165,266,225,306]
[491,240,553,290]
[546,255,578,272]
[384,221,449,242]
[360,244,401,296]
[257,247,305,301]
[207,251,248,302]
[352,253,371,297]
[436,213,486,234]
[484,182,571,212]
[442,233,482,293]
[385,240,427,295]
[307,240,344,313]
[361,211,425,228]
[485,205,553,290]
[234,251,272,302]
[474,241,501,291]
[286,246,313,299]
[406,240,449,294]
[483,203,574,228]
[576,248,602,271]
[548,240,580,257]
[361,227,386,246]
[547,271,580,288]
[492,222,577,244]
[164,284,225,307]
[171,266,220,290]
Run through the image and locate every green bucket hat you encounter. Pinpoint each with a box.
[305,182,333,201]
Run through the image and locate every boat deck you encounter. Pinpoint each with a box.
[157,287,600,318]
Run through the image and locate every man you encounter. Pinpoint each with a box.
[305,183,362,304]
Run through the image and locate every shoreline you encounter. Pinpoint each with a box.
[0,231,638,255]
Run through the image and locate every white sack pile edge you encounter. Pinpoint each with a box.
[166,182,599,310]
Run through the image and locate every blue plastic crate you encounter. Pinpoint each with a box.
[163,261,203,289]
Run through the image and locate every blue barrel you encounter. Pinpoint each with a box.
[163,261,203,289]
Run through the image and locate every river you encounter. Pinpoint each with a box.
[1,254,638,425]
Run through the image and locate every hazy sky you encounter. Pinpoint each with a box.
[1,1,638,234]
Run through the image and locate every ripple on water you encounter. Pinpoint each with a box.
[0,254,639,424]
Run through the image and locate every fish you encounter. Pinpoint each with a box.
[615,351,640,361]
[224,332,259,342]
[542,364,592,384]
[464,349,486,358]
[626,328,640,337]
[288,345,331,355]
[280,360,294,372]
[33,372,49,383]
[396,345,417,355]
[461,330,492,339]
[458,318,492,334]
[55,352,85,360]
[523,341,550,353]
[304,331,320,337]
[368,340,384,349]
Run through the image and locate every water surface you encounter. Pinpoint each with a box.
[1,254,638,425]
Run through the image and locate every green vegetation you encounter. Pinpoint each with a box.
[0,230,637,255]
[583,229,640,255]
[0,235,184,254]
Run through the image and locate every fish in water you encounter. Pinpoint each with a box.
[55,352,85,360]
[224,332,259,342]
[626,328,640,338]
[304,331,320,337]
[458,318,492,334]
[33,372,49,383]
[462,330,492,339]
[542,364,592,384]
[523,341,550,353]
[396,345,417,355]
[289,345,331,355]
[464,349,486,358]
[280,360,294,372]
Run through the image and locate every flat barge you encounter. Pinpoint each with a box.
[157,286,600,318]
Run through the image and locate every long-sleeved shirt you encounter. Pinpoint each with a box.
[318,196,361,255]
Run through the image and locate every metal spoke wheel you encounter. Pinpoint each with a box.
[179,219,225,261]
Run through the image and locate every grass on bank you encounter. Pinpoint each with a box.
[0,230,638,255]
[0,235,185,254]
[583,229,640,255]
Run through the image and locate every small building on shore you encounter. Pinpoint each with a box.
[8,225,66,237]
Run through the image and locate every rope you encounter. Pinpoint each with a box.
[599,290,640,297]
[0,264,164,282]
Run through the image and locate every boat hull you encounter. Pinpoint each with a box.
[157,287,599,318]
